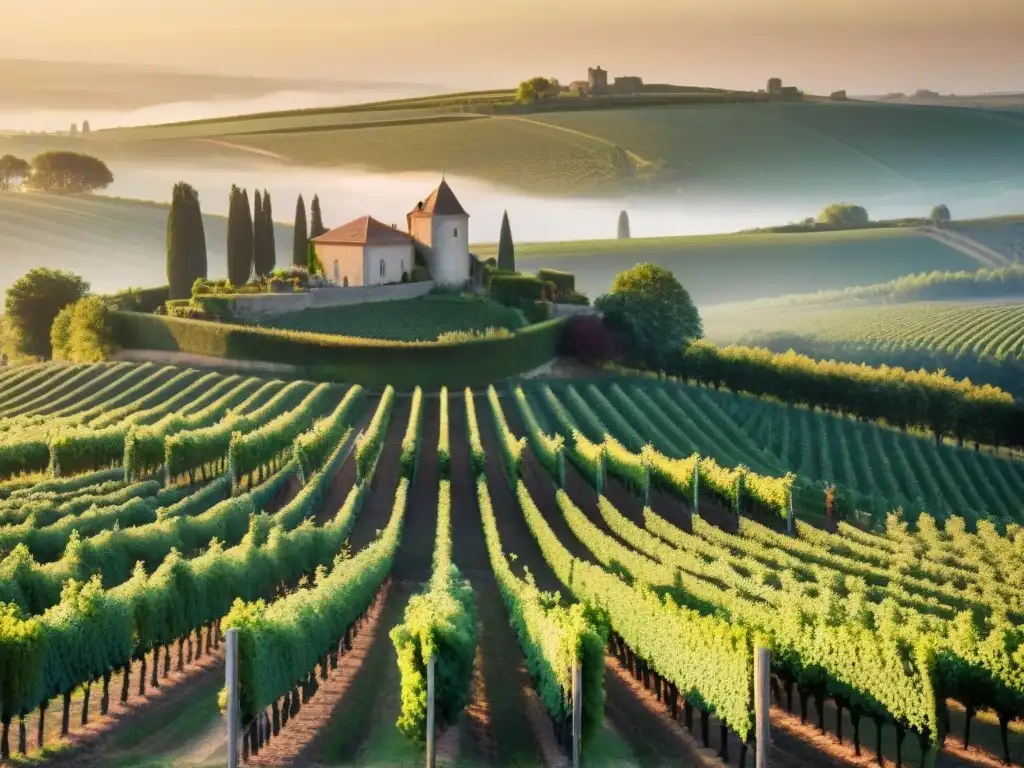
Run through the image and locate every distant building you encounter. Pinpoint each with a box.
[576,66,644,97]
[767,77,801,98]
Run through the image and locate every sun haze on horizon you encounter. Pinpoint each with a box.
[2,0,1022,95]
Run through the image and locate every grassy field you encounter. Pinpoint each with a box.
[477,227,978,305]
[256,295,524,341]
[0,194,986,303]
[7,98,1024,196]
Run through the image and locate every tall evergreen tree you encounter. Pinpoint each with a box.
[257,189,276,276]
[310,194,327,238]
[497,210,516,272]
[239,188,254,286]
[188,185,208,284]
[227,185,249,286]
[252,190,265,278]
[617,210,631,239]
[166,182,205,299]
[292,194,308,268]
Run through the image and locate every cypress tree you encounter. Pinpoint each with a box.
[293,194,308,268]
[227,185,249,286]
[240,188,254,286]
[617,210,631,239]
[259,189,276,276]
[310,194,326,238]
[188,186,208,285]
[166,182,205,299]
[253,190,265,278]
[497,210,516,272]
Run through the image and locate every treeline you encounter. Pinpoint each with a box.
[167,184,328,301]
[0,151,112,194]
[664,341,1024,450]
[744,332,1024,401]
[731,264,1024,309]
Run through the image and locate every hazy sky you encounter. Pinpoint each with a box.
[8,0,1024,94]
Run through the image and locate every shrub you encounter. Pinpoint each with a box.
[51,296,118,362]
[5,268,89,359]
[561,314,618,364]
[108,286,170,313]
[559,290,590,306]
[489,274,554,306]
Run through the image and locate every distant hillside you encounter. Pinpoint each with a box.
[8,97,1024,198]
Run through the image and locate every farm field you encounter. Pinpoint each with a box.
[255,295,524,342]
[951,216,1024,261]
[1,363,1024,767]
[476,228,979,305]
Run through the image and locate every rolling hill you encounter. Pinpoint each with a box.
[5,97,1024,197]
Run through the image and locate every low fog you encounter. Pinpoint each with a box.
[0,88,428,133]
[102,160,1024,243]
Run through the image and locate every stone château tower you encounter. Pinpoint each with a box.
[407,179,470,288]
[588,66,609,93]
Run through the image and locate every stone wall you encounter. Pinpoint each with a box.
[228,281,435,319]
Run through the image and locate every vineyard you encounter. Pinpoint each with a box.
[705,301,1024,362]
[1,362,1023,767]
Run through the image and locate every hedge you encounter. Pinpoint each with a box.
[488,274,554,306]
[536,269,575,295]
[112,311,566,388]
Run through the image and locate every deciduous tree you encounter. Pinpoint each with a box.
[292,194,308,268]
[497,210,515,272]
[817,203,869,228]
[4,267,88,359]
[930,204,951,225]
[516,77,560,102]
[25,151,113,194]
[0,155,31,191]
[595,263,702,370]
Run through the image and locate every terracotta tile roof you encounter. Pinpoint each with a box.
[408,179,468,217]
[312,215,413,245]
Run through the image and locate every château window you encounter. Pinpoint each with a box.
[333,260,340,283]
[453,227,458,237]
[380,259,386,278]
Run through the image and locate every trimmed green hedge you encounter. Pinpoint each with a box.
[112,311,566,388]
[488,274,554,306]
[536,269,575,295]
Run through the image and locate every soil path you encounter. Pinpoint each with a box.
[449,391,562,767]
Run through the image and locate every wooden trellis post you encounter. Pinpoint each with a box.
[426,655,436,768]
[755,646,771,768]
[226,628,240,768]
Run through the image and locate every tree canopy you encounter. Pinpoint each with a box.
[25,151,113,194]
[595,263,702,370]
[4,267,89,359]
[817,203,869,228]
[930,204,951,224]
[0,155,31,191]
[516,77,561,103]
